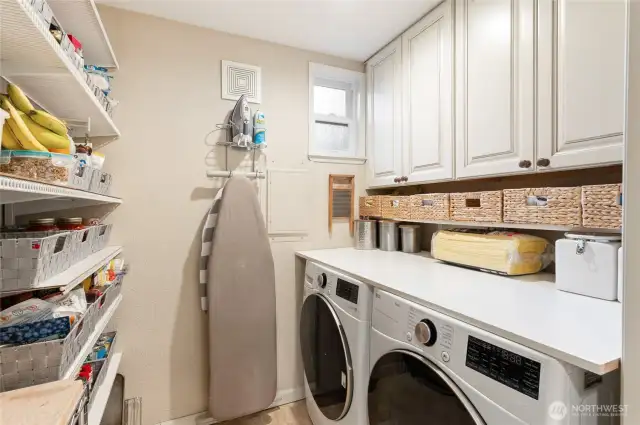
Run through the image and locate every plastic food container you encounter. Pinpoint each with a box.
[0,150,74,185]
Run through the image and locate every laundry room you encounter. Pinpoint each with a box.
[0,1,638,425]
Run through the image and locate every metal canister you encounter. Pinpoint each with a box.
[354,219,377,250]
[400,225,421,253]
[379,221,398,251]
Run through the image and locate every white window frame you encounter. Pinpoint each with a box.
[308,62,366,164]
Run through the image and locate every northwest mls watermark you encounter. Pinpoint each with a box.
[548,401,628,421]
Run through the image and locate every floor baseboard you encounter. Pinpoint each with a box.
[159,387,305,425]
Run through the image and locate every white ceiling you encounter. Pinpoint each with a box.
[96,0,440,61]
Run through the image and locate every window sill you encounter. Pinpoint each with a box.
[308,154,367,165]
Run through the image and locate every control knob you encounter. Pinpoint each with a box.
[317,273,328,289]
[415,319,437,346]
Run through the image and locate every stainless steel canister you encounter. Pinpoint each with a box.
[379,221,399,251]
[354,219,377,250]
[400,224,421,253]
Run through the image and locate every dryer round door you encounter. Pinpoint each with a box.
[300,293,353,421]
[368,350,485,425]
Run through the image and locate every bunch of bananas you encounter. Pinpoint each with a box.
[1,83,71,154]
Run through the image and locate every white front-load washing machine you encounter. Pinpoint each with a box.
[300,261,372,425]
[368,289,620,425]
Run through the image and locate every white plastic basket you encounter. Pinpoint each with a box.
[0,278,124,392]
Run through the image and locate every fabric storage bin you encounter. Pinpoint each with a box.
[582,184,623,229]
[89,169,112,195]
[410,193,450,220]
[0,232,72,292]
[503,187,581,226]
[381,196,411,220]
[67,227,97,264]
[359,196,382,218]
[450,191,503,222]
[91,224,112,253]
[68,163,93,191]
[0,281,122,392]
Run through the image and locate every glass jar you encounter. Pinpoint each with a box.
[57,217,86,231]
[27,218,59,232]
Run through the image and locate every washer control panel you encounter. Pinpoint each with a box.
[305,261,372,321]
[336,279,359,304]
[407,306,455,352]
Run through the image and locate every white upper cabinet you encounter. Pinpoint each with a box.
[366,39,403,187]
[537,0,626,171]
[455,0,535,178]
[402,0,454,184]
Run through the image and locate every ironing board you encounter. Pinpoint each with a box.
[207,177,277,420]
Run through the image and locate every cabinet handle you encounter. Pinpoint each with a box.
[537,158,551,167]
[518,160,532,169]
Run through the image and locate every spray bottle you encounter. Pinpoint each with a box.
[253,110,266,148]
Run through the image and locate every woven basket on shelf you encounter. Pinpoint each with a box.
[359,196,382,218]
[450,191,502,222]
[410,193,450,220]
[582,184,622,229]
[381,196,411,220]
[503,187,582,226]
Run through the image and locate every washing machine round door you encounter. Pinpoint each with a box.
[368,350,485,425]
[300,293,353,421]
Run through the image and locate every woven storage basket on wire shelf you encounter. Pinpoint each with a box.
[359,196,382,218]
[582,184,623,229]
[410,193,450,220]
[503,187,582,226]
[450,191,502,222]
[381,196,411,220]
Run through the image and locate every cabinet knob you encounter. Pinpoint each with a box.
[393,177,400,183]
[518,160,532,169]
[537,158,551,167]
[401,176,408,182]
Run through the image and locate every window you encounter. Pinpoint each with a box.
[309,63,365,163]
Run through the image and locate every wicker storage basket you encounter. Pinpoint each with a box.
[359,196,382,218]
[410,193,450,220]
[381,196,411,220]
[450,191,503,222]
[503,187,582,226]
[582,184,623,229]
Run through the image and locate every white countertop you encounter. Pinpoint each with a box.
[296,248,621,375]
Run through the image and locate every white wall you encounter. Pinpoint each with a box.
[98,7,365,425]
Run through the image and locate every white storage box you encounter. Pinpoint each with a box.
[556,233,621,300]
[618,247,623,302]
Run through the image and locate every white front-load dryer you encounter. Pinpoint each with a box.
[300,262,372,425]
[368,289,621,425]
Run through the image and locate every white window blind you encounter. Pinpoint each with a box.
[308,63,365,163]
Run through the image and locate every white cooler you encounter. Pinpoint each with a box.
[556,233,621,300]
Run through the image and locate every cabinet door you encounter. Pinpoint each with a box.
[537,0,625,170]
[366,39,403,188]
[402,0,454,184]
[455,0,535,178]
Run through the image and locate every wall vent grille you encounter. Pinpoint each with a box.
[221,60,261,103]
